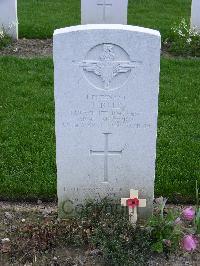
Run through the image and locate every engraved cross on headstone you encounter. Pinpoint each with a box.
[97,0,112,22]
[90,133,122,182]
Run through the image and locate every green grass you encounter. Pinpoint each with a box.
[18,0,191,39]
[18,0,80,39]
[156,58,200,201]
[129,0,191,40]
[0,57,199,201]
[0,57,56,199]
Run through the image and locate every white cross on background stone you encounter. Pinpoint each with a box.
[90,133,123,182]
[97,0,112,22]
[121,189,147,225]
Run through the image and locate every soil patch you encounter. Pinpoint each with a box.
[0,201,103,265]
[0,39,53,58]
[0,201,199,265]
[0,39,199,60]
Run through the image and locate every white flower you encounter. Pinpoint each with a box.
[178,29,185,37]
[0,29,4,39]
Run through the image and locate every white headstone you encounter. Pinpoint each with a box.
[191,0,200,32]
[0,0,18,39]
[53,24,161,218]
[81,0,128,24]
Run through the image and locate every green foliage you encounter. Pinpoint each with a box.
[9,199,151,265]
[78,199,151,265]
[165,19,200,57]
[148,207,182,253]
[148,189,200,254]
[0,29,12,49]
[4,198,200,264]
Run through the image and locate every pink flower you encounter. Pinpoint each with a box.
[182,235,198,252]
[182,207,195,221]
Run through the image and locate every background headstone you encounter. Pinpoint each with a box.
[53,24,161,218]
[191,0,200,32]
[0,0,18,39]
[81,0,128,24]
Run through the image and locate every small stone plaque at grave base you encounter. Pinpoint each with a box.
[191,0,200,32]
[53,24,161,218]
[81,0,128,25]
[0,0,18,39]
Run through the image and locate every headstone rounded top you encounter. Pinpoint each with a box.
[54,24,161,38]
[53,21,161,219]
[81,0,128,25]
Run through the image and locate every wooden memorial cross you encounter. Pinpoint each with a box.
[121,189,146,225]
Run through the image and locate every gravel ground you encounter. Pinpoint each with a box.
[0,39,53,58]
[1,39,199,60]
[0,201,103,265]
[0,201,199,265]
[0,38,181,59]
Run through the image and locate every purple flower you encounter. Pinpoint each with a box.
[182,207,195,221]
[182,235,198,252]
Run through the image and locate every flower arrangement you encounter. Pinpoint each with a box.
[164,18,200,57]
[148,182,200,253]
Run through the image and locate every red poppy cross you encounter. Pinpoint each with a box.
[121,189,146,225]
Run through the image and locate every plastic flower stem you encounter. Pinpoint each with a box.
[195,209,200,234]
[196,180,199,210]
[166,228,183,245]
[194,180,200,232]
[160,198,168,220]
